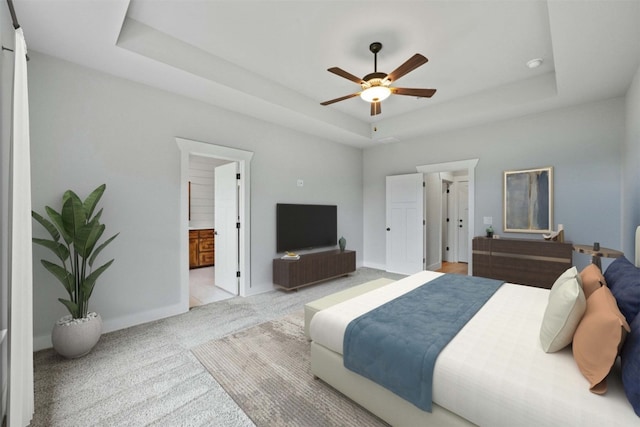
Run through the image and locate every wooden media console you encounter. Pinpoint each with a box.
[273,249,356,290]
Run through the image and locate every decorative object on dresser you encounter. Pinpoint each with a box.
[189,228,215,269]
[338,236,346,252]
[543,223,565,242]
[485,225,493,238]
[472,236,572,289]
[273,249,355,290]
[32,184,119,358]
[503,166,553,233]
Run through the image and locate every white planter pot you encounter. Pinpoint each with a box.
[52,312,102,358]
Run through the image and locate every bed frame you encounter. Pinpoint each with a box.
[311,342,473,426]
[310,226,640,426]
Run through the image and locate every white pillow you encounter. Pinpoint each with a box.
[539,267,586,353]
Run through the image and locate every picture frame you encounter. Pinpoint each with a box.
[503,166,553,233]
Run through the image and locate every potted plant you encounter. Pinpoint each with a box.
[32,184,118,358]
[486,225,494,238]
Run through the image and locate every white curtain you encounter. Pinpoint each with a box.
[8,27,33,427]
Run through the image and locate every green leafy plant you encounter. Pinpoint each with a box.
[32,184,119,319]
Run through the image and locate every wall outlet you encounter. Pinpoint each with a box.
[483,216,493,225]
[297,179,304,187]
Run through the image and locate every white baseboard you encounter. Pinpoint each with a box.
[1,379,5,427]
[426,261,442,271]
[1,330,6,424]
[362,261,387,271]
[34,334,52,351]
[244,282,274,297]
[33,302,188,352]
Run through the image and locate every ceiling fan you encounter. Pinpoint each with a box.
[320,42,436,116]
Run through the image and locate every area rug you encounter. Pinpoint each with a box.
[192,311,389,427]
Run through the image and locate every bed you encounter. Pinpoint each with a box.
[309,229,640,426]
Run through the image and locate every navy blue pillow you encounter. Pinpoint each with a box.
[621,313,640,416]
[604,256,640,324]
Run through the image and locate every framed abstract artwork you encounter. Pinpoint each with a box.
[503,166,553,233]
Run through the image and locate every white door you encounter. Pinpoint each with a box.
[215,162,239,295]
[456,181,469,262]
[386,173,424,275]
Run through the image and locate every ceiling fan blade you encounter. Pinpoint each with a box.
[327,67,365,84]
[391,87,437,98]
[371,101,382,116]
[386,54,428,83]
[320,92,360,106]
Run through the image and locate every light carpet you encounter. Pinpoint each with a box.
[30,267,405,426]
[192,312,389,427]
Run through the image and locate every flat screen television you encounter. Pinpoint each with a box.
[276,203,337,252]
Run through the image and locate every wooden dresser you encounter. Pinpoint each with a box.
[472,237,573,289]
[189,228,215,269]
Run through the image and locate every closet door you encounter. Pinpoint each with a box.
[385,173,424,275]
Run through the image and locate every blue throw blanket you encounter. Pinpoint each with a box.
[343,274,503,412]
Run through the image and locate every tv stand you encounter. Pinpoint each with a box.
[273,249,356,290]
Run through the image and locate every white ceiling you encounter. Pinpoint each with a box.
[13,0,640,148]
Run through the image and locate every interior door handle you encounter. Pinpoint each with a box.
[386,228,391,231]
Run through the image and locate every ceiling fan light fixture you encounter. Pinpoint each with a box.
[360,86,391,102]
[321,42,434,115]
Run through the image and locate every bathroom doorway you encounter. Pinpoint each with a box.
[188,155,236,307]
[177,137,253,311]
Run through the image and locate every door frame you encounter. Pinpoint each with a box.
[177,137,253,307]
[423,172,443,271]
[453,178,469,263]
[416,159,478,275]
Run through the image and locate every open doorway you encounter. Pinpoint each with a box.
[424,171,468,270]
[188,155,236,307]
[177,137,253,312]
[417,159,478,275]
[430,172,469,274]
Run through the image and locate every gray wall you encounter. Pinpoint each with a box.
[24,46,640,350]
[363,97,626,271]
[623,65,640,260]
[28,52,363,349]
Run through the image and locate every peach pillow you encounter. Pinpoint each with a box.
[572,285,630,394]
[580,264,606,299]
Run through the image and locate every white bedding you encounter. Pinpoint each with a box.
[309,271,638,427]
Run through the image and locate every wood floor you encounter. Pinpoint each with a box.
[437,261,468,275]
